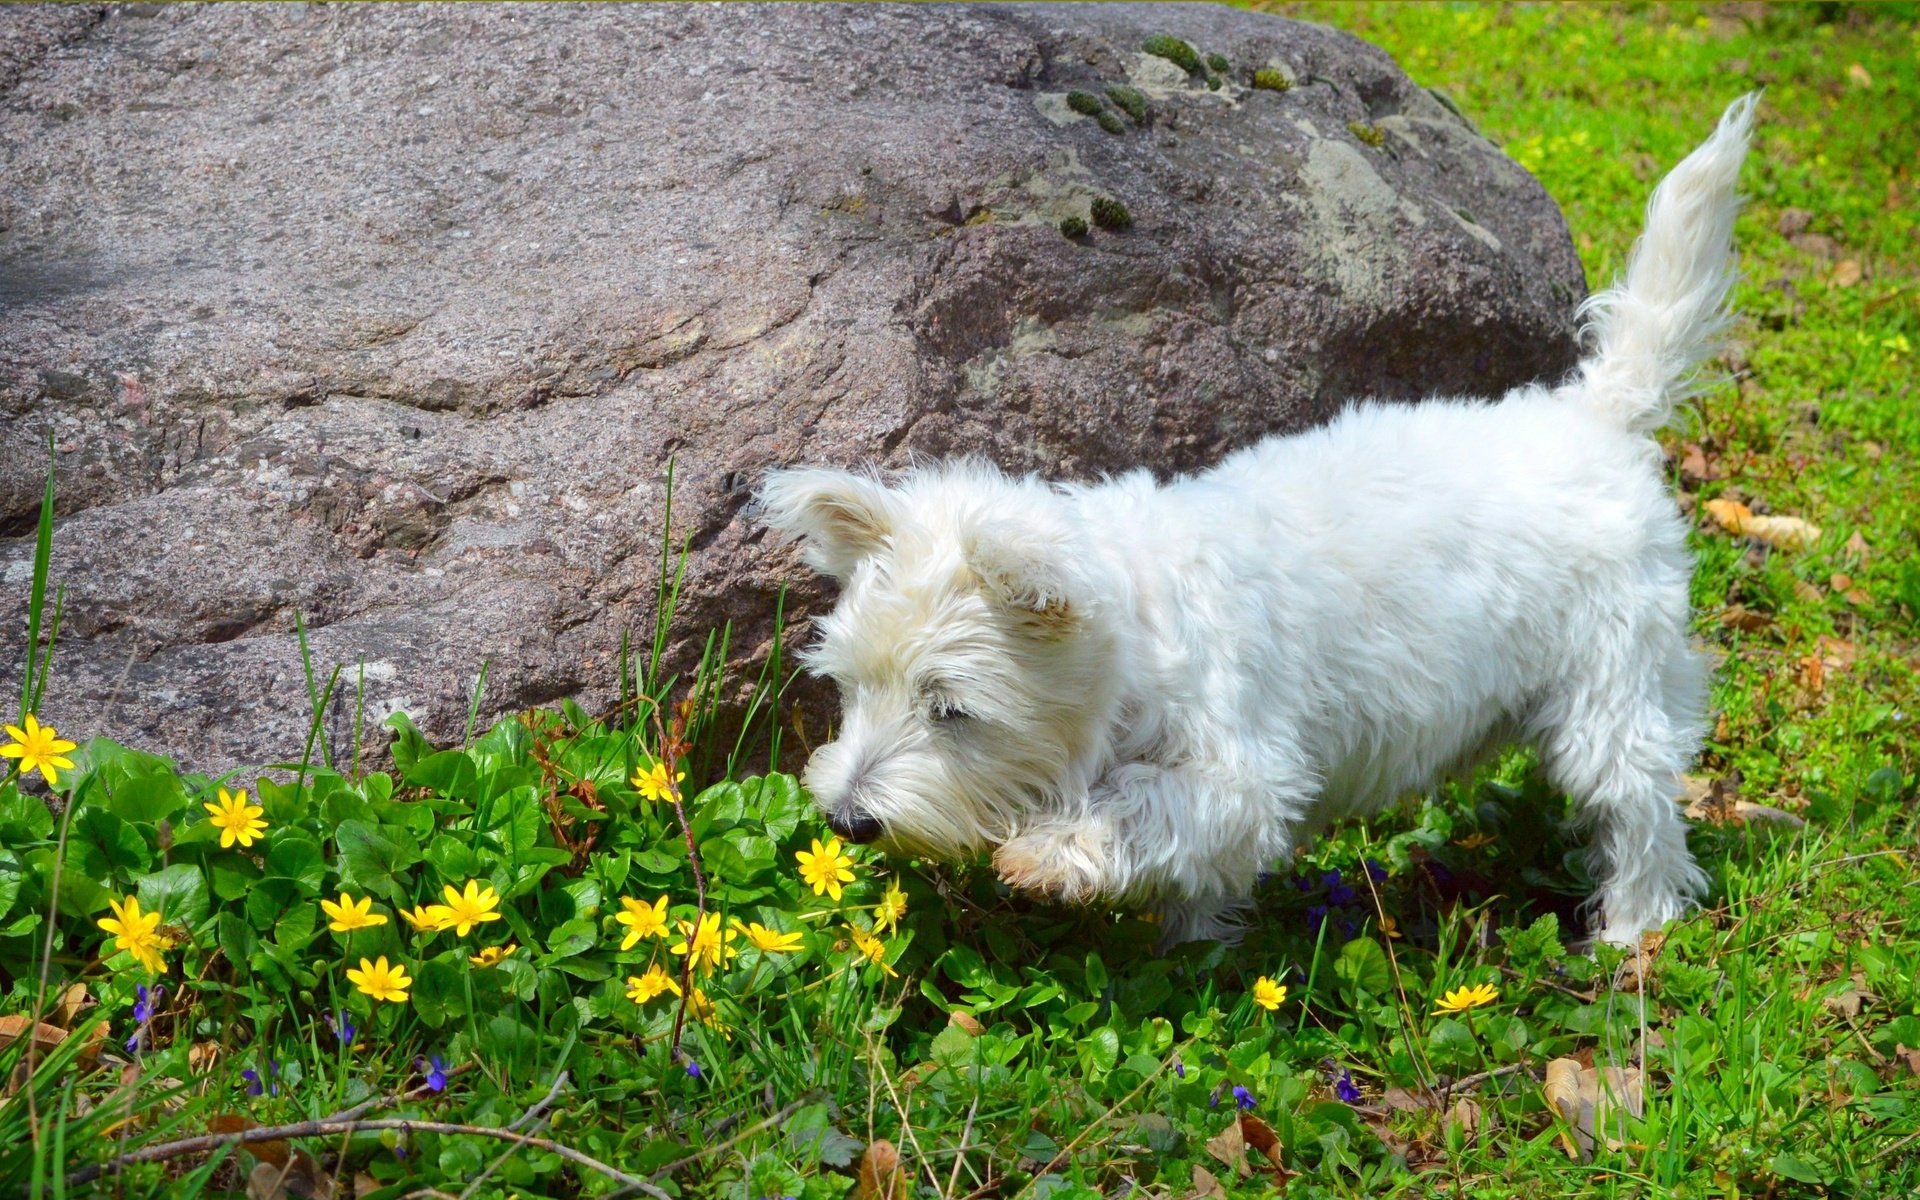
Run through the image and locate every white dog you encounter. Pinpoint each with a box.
[760,96,1757,946]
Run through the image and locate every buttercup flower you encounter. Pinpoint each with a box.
[2,714,77,787]
[671,911,739,972]
[1251,975,1288,1011]
[796,837,858,901]
[1433,982,1500,1015]
[615,894,671,950]
[874,878,908,934]
[320,892,388,933]
[847,926,897,977]
[203,787,268,849]
[437,880,503,936]
[687,986,721,1026]
[469,943,518,968]
[346,955,412,1003]
[400,903,452,933]
[98,895,173,974]
[735,920,803,954]
[626,964,683,1004]
[632,760,686,804]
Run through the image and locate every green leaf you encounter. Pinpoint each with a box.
[1080,1026,1121,1074]
[207,853,260,903]
[1334,937,1392,998]
[0,785,55,843]
[265,835,327,893]
[423,833,480,883]
[246,878,300,931]
[408,750,479,801]
[541,917,599,961]
[931,1023,978,1066]
[1770,1153,1832,1185]
[334,820,420,900]
[75,807,151,874]
[385,711,431,773]
[704,831,777,885]
[136,862,210,928]
[217,910,259,967]
[412,954,469,1027]
[0,850,21,919]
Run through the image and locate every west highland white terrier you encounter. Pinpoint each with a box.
[760,96,1758,946]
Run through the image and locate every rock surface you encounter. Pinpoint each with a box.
[0,2,1586,772]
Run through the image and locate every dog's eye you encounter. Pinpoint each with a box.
[926,697,974,724]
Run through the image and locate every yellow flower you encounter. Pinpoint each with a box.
[1252,975,1287,1011]
[400,903,453,933]
[1433,982,1500,1015]
[632,760,686,804]
[796,837,858,901]
[469,943,518,968]
[615,894,670,950]
[97,895,173,975]
[847,925,897,977]
[346,955,412,1003]
[687,986,722,1027]
[670,911,739,972]
[320,892,388,933]
[735,919,803,954]
[203,787,268,849]
[874,878,908,934]
[437,880,503,936]
[2,714,78,787]
[1379,913,1402,941]
[625,964,683,1004]
[1453,831,1496,850]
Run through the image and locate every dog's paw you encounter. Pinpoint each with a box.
[992,830,1107,904]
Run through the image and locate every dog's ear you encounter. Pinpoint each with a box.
[758,467,898,580]
[964,518,1082,637]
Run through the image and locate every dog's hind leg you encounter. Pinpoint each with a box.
[1532,629,1710,945]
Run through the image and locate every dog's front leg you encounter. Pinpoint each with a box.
[991,813,1125,905]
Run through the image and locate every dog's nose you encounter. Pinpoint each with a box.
[828,808,884,844]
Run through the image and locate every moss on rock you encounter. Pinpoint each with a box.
[1142,34,1201,75]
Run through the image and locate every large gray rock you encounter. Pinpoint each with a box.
[0,2,1586,773]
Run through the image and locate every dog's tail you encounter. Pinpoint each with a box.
[1571,93,1758,435]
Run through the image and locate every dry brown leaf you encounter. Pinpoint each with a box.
[855,1139,905,1200]
[1238,1113,1286,1171]
[1544,1058,1644,1162]
[1205,1116,1250,1176]
[52,984,91,1028]
[1189,1164,1228,1200]
[1612,930,1667,992]
[1847,62,1874,88]
[210,1114,292,1169]
[1845,531,1871,560]
[1679,443,1716,483]
[1717,605,1773,633]
[1704,497,1822,551]
[1380,1085,1433,1113]
[0,1016,72,1058]
[188,1041,224,1075]
[1793,578,1824,605]
[1895,1045,1920,1078]
[1830,259,1863,288]
[1823,974,1876,1020]
[947,1010,985,1037]
[1444,1097,1482,1139]
[1797,653,1826,694]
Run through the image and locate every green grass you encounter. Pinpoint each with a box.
[3,3,1919,1197]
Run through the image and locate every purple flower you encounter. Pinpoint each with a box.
[1306,904,1328,932]
[1232,1085,1255,1111]
[329,1010,356,1047]
[242,1060,280,1097]
[1425,860,1454,884]
[1334,1069,1362,1104]
[1173,1054,1186,1079]
[1324,870,1356,906]
[1364,859,1388,883]
[1293,874,1313,893]
[420,1055,447,1093]
[685,1059,702,1079]
[126,984,162,1053]
[1208,1084,1224,1108]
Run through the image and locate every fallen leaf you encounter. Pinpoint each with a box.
[1727,800,1805,828]
[52,984,91,1028]
[1613,930,1667,992]
[1704,498,1822,551]
[210,1114,292,1169]
[1797,653,1826,694]
[1544,1058,1644,1161]
[1845,531,1872,560]
[1679,443,1715,483]
[1830,572,1854,592]
[1793,578,1824,605]
[1847,62,1873,88]
[1718,605,1774,633]
[855,1139,905,1200]
[1444,1097,1482,1139]
[947,1010,985,1037]
[1238,1113,1286,1171]
[188,1041,224,1075]
[1895,1045,1920,1078]
[1380,1085,1434,1112]
[1205,1116,1250,1176]
[1189,1164,1228,1200]
[1830,259,1863,288]
[1822,974,1876,1020]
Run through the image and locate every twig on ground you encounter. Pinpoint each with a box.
[61,1077,669,1200]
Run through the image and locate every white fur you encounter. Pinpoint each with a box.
[759,97,1757,947]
